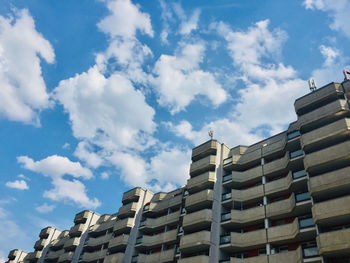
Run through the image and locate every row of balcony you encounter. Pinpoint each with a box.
[221,192,311,225]
[81,249,107,262]
[301,117,350,150]
[118,202,138,219]
[304,139,350,173]
[185,189,214,212]
[136,229,178,248]
[297,99,347,129]
[223,152,304,186]
[137,248,176,263]
[226,245,319,263]
[187,171,216,193]
[294,82,343,115]
[103,253,124,263]
[190,155,217,176]
[220,217,316,249]
[143,194,183,214]
[140,210,181,231]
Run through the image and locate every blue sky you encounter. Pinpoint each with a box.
[0,0,349,259]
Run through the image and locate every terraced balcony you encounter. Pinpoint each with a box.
[178,255,210,263]
[58,251,74,262]
[74,210,90,224]
[221,206,265,226]
[230,166,263,184]
[117,202,138,218]
[138,248,175,263]
[263,153,289,176]
[90,221,116,237]
[261,135,286,157]
[297,99,348,128]
[294,82,342,114]
[63,237,80,250]
[139,229,178,248]
[113,217,134,234]
[143,194,183,213]
[190,155,216,176]
[81,249,107,262]
[221,229,267,249]
[230,255,268,263]
[192,140,218,160]
[266,194,295,218]
[140,211,180,231]
[182,209,212,231]
[304,140,350,172]
[104,253,124,263]
[108,234,129,252]
[265,173,292,196]
[312,195,350,224]
[231,185,264,202]
[122,187,141,204]
[309,166,350,197]
[25,251,42,261]
[301,118,350,149]
[34,239,46,250]
[268,218,302,243]
[86,233,112,248]
[39,227,53,238]
[187,171,216,193]
[269,246,303,263]
[46,249,64,261]
[185,189,213,212]
[317,228,350,256]
[180,230,211,253]
[69,223,85,237]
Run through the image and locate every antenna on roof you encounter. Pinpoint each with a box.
[208,130,214,140]
[308,78,317,92]
[343,70,350,81]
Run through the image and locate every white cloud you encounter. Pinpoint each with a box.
[17,155,100,209]
[108,146,191,192]
[0,9,54,124]
[168,119,261,148]
[311,45,349,87]
[213,20,307,133]
[173,3,201,35]
[62,143,70,149]
[101,172,109,180]
[303,0,350,38]
[74,141,104,168]
[35,203,55,213]
[18,174,30,180]
[152,42,228,114]
[54,66,156,152]
[5,180,29,190]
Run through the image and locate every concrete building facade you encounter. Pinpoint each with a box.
[6,80,350,263]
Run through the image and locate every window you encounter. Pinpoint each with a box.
[221,213,231,222]
[223,157,233,165]
[223,174,232,182]
[287,130,301,140]
[222,192,232,201]
[302,246,318,258]
[220,235,231,244]
[299,217,314,229]
[292,170,307,179]
[290,149,304,159]
[295,192,311,202]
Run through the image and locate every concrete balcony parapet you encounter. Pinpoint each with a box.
[317,228,350,256]
[312,195,350,224]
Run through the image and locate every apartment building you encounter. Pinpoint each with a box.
[6,80,350,263]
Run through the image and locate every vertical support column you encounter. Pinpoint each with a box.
[209,142,227,262]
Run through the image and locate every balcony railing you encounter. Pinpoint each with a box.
[223,174,232,183]
[221,213,231,222]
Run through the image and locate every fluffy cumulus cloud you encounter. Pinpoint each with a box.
[35,203,55,213]
[5,180,29,190]
[213,20,306,133]
[304,0,350,38]
[311,45,349,86]
[54,67,156,152]
[108,146,191,192]
[173,3,201,35]
[152,42,228,114]
[0,9,54,124]
[17,155,100,209]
